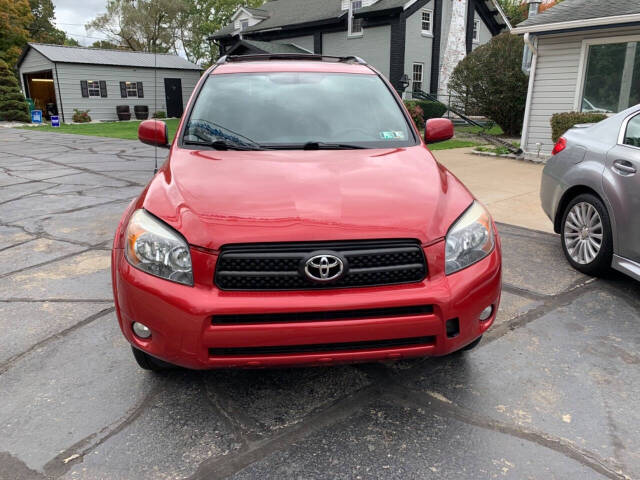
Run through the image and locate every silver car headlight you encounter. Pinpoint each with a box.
[124,209,193,286]
[445,202,495,275]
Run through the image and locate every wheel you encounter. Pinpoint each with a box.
[560,193,613,276]
[461,335,482,352]
[131,346,170,371]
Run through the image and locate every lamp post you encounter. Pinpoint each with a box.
[397,74,410,95]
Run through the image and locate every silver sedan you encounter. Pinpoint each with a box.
[540,105,640,281]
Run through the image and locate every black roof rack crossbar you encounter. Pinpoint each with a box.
[217,53,367,65]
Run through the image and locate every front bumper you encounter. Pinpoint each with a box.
[112,238,501,369]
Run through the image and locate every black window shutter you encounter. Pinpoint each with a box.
[136,82,144,98]
[80,80,89,98]
[99,80,107,97]
[120,81,127,98]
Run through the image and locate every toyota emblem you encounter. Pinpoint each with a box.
[304,253,345,282]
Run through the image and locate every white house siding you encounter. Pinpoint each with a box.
[523,26,640,156]
[18,49,63,116]
[473,11,492,49]
[322,25,391,78]
[282,35,314,53]
[404,1,434,93]
[54,64,201,123]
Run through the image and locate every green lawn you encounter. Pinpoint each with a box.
[19,118,181,142]
[455,124,504,136]
[19,119,485,151]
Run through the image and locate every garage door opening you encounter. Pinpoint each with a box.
[22,70,58,120]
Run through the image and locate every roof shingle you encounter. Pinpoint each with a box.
[21,43,201,70]
[516,0,640,28]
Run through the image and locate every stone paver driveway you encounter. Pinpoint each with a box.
[0,129,639,480]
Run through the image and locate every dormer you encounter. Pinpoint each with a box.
[340,0,380,9]
[231,7,270,34]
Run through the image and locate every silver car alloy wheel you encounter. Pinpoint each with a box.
[564,202,603,265]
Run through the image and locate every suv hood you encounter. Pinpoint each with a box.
[142,146,474,251]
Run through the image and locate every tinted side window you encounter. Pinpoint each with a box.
[624,115,640,147]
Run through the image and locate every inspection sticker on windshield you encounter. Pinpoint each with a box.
[380,131,405,140]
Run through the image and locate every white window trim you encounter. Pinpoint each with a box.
[87,80,101,98]
[573,34,640,111]
[240,19,249,31]
[125,81,138,98]
[348,0,364,38]
[421,8,433,37]
[412,62,424,92]
[472,19,480,43]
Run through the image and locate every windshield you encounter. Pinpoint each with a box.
[183,72,416,149]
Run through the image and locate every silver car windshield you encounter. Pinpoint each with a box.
[183,72,416,149]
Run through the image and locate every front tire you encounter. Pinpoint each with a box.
[560,193,613,276]
[131,346,170,371]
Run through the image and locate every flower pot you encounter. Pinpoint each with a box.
[134,105,149,120]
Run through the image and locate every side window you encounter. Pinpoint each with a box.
[473,20,479,42]
[412,63,423,92]
[88,80,101,97]
[240,19,249,31]
[119,81,144,98]
[623,114,640,147]
[349,0,363,37]
[421,9,432,35]
[126,81,138,97]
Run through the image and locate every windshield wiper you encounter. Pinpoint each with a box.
[302,142,366,150]
[183,139,265,151]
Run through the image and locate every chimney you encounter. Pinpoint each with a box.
[528,0,542,17]
[521,0,542,74]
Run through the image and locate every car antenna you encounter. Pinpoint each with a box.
[153,41,158,174]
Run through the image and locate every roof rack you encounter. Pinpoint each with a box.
[216,53,368,65]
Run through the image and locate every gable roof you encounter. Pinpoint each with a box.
[513,0,640,33]
[227,39,312,55]
[211,0,510,40]
[17,43,201,70]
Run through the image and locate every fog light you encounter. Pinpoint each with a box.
[479,306,493,322]
[132,322,151,339]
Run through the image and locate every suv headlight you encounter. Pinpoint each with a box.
[445,202,494,275]
[124,209,193,286]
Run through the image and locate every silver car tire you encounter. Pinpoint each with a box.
[560,193,613,276]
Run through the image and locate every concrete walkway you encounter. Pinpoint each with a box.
[434,148,554,233]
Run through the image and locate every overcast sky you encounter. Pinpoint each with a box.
[53,0,109,46]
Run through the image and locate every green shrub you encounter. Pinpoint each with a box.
[72,109,92,123]
[153,110,167,119]
[404,101,425,129]
[448,33,528,137]
[0,59,30,122]
[550,112,608,143]
[404,100,447,127]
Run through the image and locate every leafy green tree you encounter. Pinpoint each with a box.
[0,0,32,68]
[497,0,527,26]
[448,33,528,136]
[0,58,30,122]
[175,0,264,66]
[27,0,66,44]
[91,39,127,50]
[86,0,184,52]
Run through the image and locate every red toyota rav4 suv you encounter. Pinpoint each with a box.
[111,54,502,370]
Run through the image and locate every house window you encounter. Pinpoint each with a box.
[580,39,640,113]
[126,82,138,97]
[240,19,249,31]
[412,63,423,92]
[473,20,479,42]
[88,80,101,97]
[349,0,363,37]
[421,9,432,35]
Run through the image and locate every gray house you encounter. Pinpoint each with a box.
[211,0,510,97]
[17,43,202,123]
[514,0,640,158]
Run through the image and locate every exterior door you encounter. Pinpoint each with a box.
[164,78,184,118]
[603,112,640,262]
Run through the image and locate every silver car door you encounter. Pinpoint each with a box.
[603,112,640,262]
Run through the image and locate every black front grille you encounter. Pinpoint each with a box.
[212,305,434,325]
[214,239,427,291]
[209,336,436,356]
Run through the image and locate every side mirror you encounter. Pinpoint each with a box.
[138,120,169,148]
[425,118,454,144]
